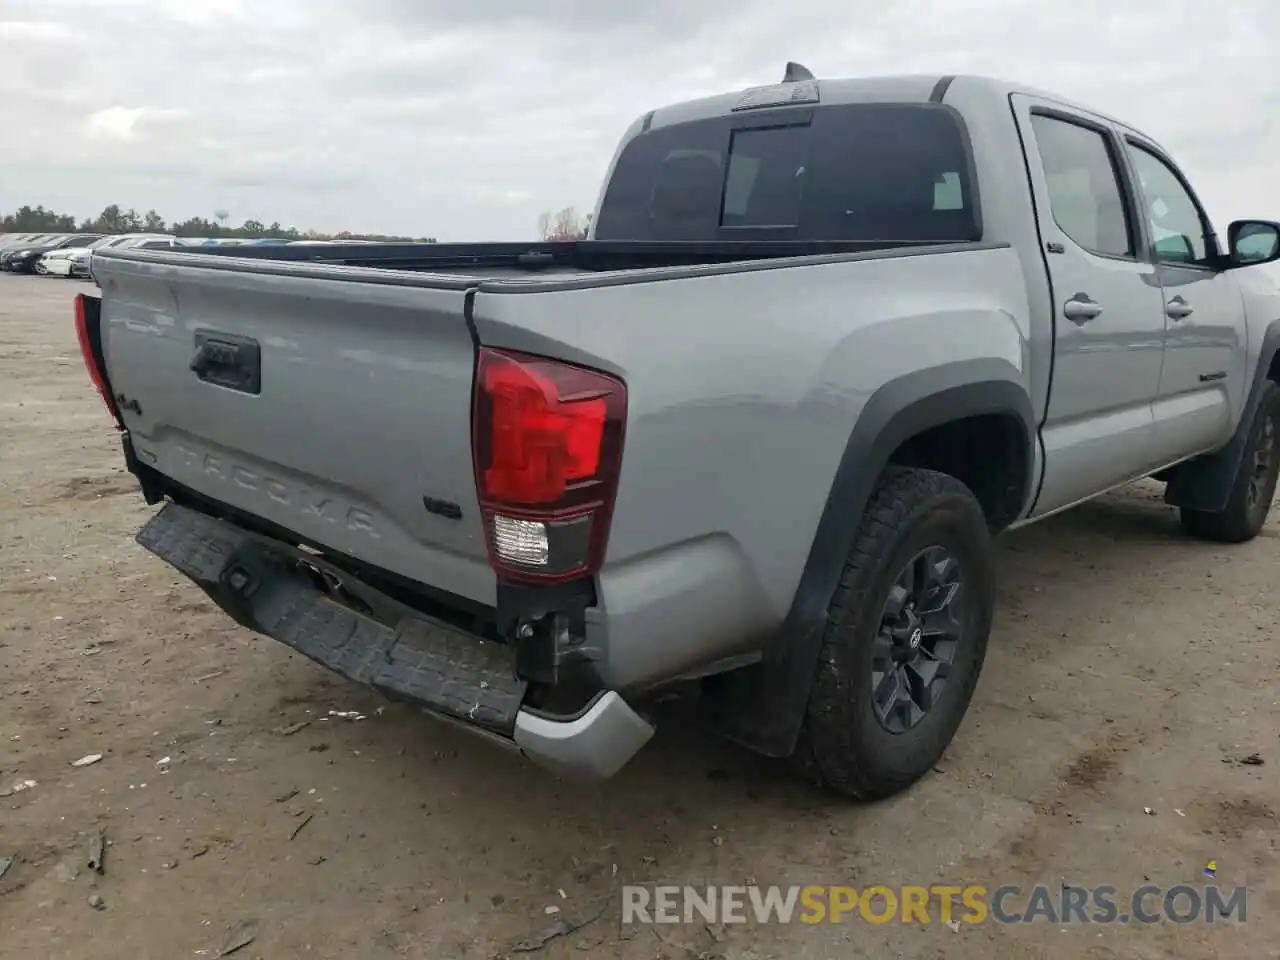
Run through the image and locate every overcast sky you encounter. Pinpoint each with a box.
[2,0,1276,240]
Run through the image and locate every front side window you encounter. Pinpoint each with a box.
[1125,144,1211,265]
[1030,114,1133,258]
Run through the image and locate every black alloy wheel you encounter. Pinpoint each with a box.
[871,546,965,734]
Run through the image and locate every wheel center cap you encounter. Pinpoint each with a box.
[908,626,923,651]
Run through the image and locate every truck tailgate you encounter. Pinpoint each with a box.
[95,256,496,606]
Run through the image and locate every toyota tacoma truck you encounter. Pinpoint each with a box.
[76,67,1280,800]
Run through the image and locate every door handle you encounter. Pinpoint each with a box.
[1063,294,1103,325]
[1166,296,1194,321]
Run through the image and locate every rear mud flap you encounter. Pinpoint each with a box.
[136,503,526,735]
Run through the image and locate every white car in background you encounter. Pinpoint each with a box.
[41,234,180,278]
[37,235,116,276]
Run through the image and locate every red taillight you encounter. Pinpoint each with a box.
[74,293,122,428]
[472,347,626,583]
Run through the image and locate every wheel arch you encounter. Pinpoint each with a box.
[1164,317,1280,513]
[708,360,1036,758]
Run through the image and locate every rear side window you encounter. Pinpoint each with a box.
[595,104,979,244]
[1029,114,1133,258]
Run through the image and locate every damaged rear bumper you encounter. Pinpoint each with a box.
[136,503,653,779]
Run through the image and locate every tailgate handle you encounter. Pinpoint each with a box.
[190,330,262,395]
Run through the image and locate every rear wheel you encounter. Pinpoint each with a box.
[1180,381,1280,543]
[793,467,994,800]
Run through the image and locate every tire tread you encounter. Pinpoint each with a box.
[1180,380,1280,544]
[795,466,991,800]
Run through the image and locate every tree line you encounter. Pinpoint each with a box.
[8,201,595,243]
[1,204,436,243]
[537,207,591,241]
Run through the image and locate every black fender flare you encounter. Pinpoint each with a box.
[1164,318,1280,513]
[713,360,1037,758]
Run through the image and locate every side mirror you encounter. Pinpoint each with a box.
[1225,219,1280,268]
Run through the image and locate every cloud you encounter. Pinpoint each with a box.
[85,106,189,142]
[0,0,1276,241]
[0,19,74,41]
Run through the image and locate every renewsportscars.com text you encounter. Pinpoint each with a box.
[621,884,1247,926]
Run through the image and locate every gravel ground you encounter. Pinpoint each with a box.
[1,275,1277,959]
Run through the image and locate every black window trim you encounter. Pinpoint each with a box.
[598,100,985,245]
[1028,106,1147,265]
[1122,134,1222,273]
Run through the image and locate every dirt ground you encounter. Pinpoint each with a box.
[0,275,1277,960]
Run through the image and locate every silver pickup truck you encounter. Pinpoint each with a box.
[78,67,1280,801]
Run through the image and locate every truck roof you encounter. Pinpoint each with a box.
[647,72,1132,133]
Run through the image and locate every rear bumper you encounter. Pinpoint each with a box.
[135,502,653,778]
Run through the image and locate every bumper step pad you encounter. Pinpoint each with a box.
[136,503,526,735]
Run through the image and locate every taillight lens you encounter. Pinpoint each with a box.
[472,347,626,583]
[74,293,123,428]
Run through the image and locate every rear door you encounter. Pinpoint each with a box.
[1012,96,1169,516]
[1119,137,1248,465]
[96,255,496,605]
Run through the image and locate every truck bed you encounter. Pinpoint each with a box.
[90,237,1025,690]
[106,238,932,283]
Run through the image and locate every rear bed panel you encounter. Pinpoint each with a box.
[469,244,1032,641]
[96,256,497,606]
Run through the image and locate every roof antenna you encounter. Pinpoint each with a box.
[783,61,815,83]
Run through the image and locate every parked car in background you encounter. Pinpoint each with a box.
[0,232,59,250]
[38,234,180,278]
[82,235,180,281]
[40,235,128,277]
[178,238,249,247]
[180,237,292,246]
[3,234,101,273]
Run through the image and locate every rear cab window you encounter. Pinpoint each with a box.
[1028,113,1134,259]
[595,102,981,244]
